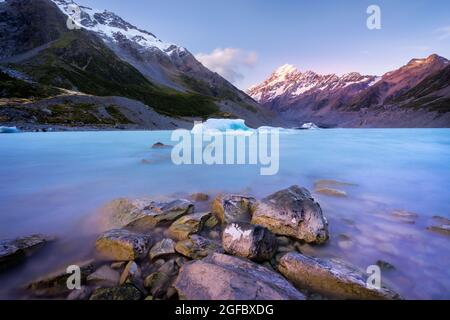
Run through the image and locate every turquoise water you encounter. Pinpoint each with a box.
[0,129,450,299]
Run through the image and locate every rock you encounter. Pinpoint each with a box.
[251,186,329,244]
[174,253,305,300]
[376,260,396,271]
[391,210,419,219]
[110,261,126,270]
[278,252,401,300]
[0,234,53,270]
[211,195,256,224]
[314,179,356,189]
[87,265,120,287]
[204,215,219,229]
[208,230,220,240]
[101,198,194,231]
[28,260,95,297]
[95,229,152,261]
[67,286,92,300]
[276,236,292,246]
[222,222,277,261]
[190,193,210,202]
[152,142,171,149]
[168,212,211,240]
[149,238,176,260]
[427,224,450,236]
[432,216,450,225]
[315,188,347,197]
[119,261,141,285]
[144,272,172,298]
[175,256,189,268]
[175,235,223,260]
[90,284,143,300]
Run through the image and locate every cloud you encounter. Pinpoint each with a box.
[436,26,450,40]
[195,48,258,84]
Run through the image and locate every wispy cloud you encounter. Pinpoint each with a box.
[436,26,450,40]
[195,48,258,84]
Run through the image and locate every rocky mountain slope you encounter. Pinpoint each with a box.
[248,55,450,127]
[0,0,270,130]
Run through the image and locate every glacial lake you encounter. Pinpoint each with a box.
[0,129,449,299]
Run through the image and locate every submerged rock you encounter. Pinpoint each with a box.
[222,222,277,261]
[251,186,329,244]
[101,198,194,231]
[278,252,400,300]
[90,284,143,300]
[149,238,176,260]
[427,224,450,236]
[175,235,223,260]
[174,253,305,300]
[95,229,152,261]
[152,142,171,149]
[0,234,53,270]
[315,188,347,198]
[432,216,450,225]
[28,260,95,297]
[168,212,211,241]
[376,260,396,271]
[211,194,256,224]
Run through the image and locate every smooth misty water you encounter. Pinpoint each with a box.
[0,129,450,299]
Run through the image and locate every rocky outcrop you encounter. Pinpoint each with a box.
[175,235,223,260]
[95,229,152,261]
[168,212,211,240]
[251,186,329,244]
[222,222,277,261]
[211,195,256,224]
[89,284,143,300]
[101,198,194,231]
[0,234,53,270]
[149,238,176,260]
[278,252,400,300]
[174,253,305,300]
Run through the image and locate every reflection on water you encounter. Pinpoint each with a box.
[0,129,449,299]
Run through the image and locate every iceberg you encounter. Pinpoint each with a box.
[299,122,319,130]
[192,119,253,135]
[0,126,20,133]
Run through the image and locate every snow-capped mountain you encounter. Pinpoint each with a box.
[247,64,379,104]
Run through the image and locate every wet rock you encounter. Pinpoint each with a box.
[278,252,401,300]
[190,193,210,202]
[175,235,223,260]
[251,186,329,244]
[144,260,178,298]
[28,260,95,297]
[0,234,53,270]
[427,224,450,236]
[315,188,347,197]
[314,179,356,189]
[432,216,450,225]
[211,195,256,224]
[101,198,194,231]
[222,222,277,261]
[149,238,176,260]
[90,284,142,300]
[152,142,171,149]
[376,260,396,271]
[337,234,354,250]
[95,229,152,261]
[168,212,211,240]
[174,253,305,300]
[67,286,92,300]
[391,210,418,224]
[87,265,120,287]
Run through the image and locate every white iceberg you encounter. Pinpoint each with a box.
[299,122,319,130]
[0,126,20,133]
[192,119,253,135]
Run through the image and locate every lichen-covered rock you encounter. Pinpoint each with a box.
[101,198,194,231]
[87,265,120,287]
[144,260,179,298]
[89,284,143,300]
[251,186,329,244]
[28,260,95,297]
[175,235,223,260]
[174,253,305,300]
[278,252,401,300]
[95,229,152,261]
[168,212,211,240]
[149,238,176,260]
[211,195,256,224]
[222,222,277,261]
[0,234,53,270]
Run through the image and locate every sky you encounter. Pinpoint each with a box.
[79,0,450,90]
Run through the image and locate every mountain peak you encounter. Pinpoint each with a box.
[273,64,299,77]
[406,54,448,67]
